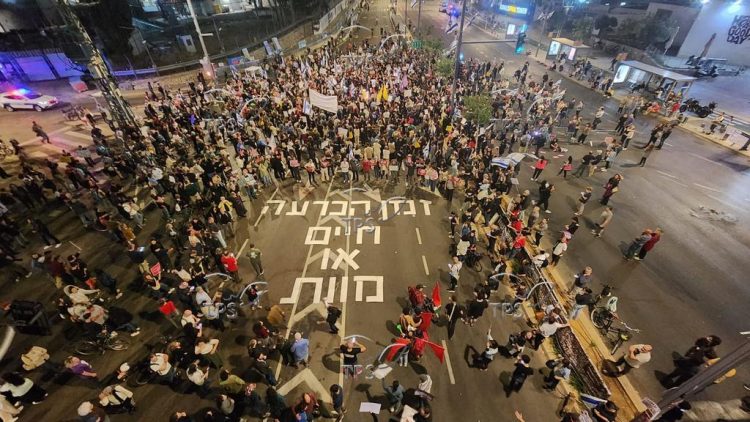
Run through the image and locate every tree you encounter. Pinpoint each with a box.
[571,17,594,42]
[436,57,453,78]
[594,15,618,34]
[463,95,493,126]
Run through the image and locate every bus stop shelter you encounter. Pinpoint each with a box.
[547,38,591,61]
[613,60,696,98]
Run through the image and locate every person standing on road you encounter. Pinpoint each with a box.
[638,228,663,260]
[220,250,239,281]
[625,229,652,260]
[31,121,50,144]
[505,354,532,397]
[550,235,569,266]
[289,332,309,368]
[444,295,463,339]
[28,218,61,248]
[614,344,652,375]
[592,206,614,237]
[447,256,462,292]
[537,181,555,214]
[657,125,674,149]
[325,302,341,334]
[382,379,405,413]
[621,124,636,149]
[638,144,656,167]
[246,244,264,276]
[340,338,366,377]
[569,288,595,320]
[573,151,594,177]
[531,156,548,181]
[600,174,622,205]
[575,187,593,215]
[543,358,571,390]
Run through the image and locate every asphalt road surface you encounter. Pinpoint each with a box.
[0,1,748,421]
[417,2,750,403]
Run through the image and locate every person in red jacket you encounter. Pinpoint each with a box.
[220,250,240,281]
[638,228,663,260]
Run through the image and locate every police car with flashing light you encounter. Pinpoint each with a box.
[0,89,59,112]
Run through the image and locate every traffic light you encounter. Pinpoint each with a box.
[515,31,526,54]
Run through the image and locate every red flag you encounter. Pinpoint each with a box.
[427,341,445,364]
[419,312,433,332]
[431,282,442,310]
[385,339,410,362]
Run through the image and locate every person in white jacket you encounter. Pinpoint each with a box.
[64,285,99,305]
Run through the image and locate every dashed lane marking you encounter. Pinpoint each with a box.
[422,255,429,276]
[415,227,422,245]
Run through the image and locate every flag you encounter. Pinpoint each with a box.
[431,283,441,310]
[411,0,417,7]
[376,85,389,102]
[308,89,338,114]
[400,74,408,91]
[385,338,411,361]
[426,341,445,364]
[446,22,458,34]
[419,312,433,332]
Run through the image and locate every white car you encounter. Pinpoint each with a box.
[0,89,59,112]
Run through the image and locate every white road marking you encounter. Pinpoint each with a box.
[694,183,723,193]
[656,170,677,179]
[665,142,674,146]
[276,181,335,381]
[441,340,456,385]
[69,241,82,251]
[339,178,354,387]
[254,188,279,227]
[422,255,430,276]
[237,239,249,257]
[706,194,743,211]
[415,227,422,245]
[658,175,688,187]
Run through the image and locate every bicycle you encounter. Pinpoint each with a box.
[603,321,640,355]
[74,331,130,355]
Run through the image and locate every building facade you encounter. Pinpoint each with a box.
[678,0,750,66]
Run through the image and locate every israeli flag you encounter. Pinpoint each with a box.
[446,22,458,34]
[580,394,607,409]
[411,0,417,7]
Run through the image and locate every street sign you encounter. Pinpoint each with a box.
[411,39,422,49]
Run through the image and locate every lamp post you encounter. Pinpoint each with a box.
[185,0,213,78]
[449,0,469,116]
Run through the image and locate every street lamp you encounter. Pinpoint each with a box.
[185,0,213,78]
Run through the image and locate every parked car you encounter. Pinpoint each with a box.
[0,89,59,111]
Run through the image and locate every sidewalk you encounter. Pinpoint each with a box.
[524,32,750,159]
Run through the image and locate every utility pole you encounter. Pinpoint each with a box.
[535,17,547,58]
[56,0,137,129]
[449,0,468,116]
[185,0,213,78]
[417,0,422,33]
[403,0,407,32]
